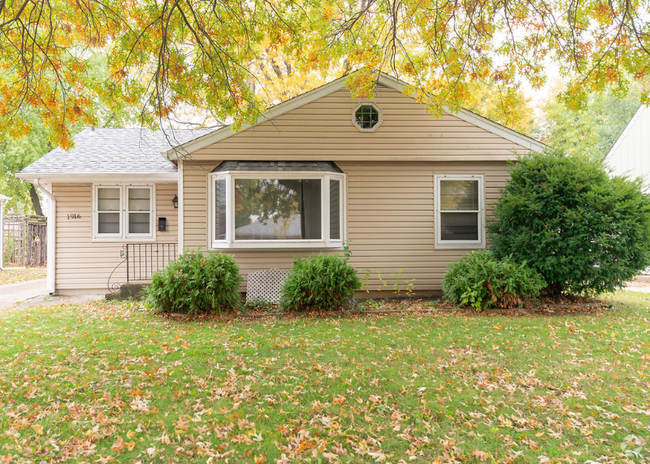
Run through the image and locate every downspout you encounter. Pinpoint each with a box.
[34,179,56,295]
[178,160,183,253]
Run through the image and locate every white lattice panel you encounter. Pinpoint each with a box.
[246,268,289,303]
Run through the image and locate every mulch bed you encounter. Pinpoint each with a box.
[158,296,613,321]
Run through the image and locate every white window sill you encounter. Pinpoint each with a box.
[211,241,344,251]
[92,237,156,243]
[435,242,486,250]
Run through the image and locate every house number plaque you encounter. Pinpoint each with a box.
[67,214,81,219]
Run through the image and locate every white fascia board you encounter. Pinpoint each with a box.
[452,109,546,153]
[15,172,179,184]
[605,104,646,161]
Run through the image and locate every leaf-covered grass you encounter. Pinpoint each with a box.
[1,292,649,462]
[0,267,46,286]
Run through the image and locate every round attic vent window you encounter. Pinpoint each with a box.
[353,104,381,131]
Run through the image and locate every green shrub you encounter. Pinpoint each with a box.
[488,150,650,296]
[143,251,242,314]
[279,254,362,311]
[442,250,546,311]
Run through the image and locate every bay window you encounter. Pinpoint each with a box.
[209,162,345,248]
[435,175,484,248]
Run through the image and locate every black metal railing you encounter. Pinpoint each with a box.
[124,242,178,282]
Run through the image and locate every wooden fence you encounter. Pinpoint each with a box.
[2,214,47,268]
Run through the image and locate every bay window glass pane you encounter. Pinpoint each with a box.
[215,178,226,240]
[128,212,150,234]
[234,178,321,240]
[98,212,120,234]
[330,179,340,240]
[440,212,479,241]
[440,180,479,210]
[98,188,120,211]
[128,188,151,211]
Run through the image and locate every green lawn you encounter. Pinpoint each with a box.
[0,267,47,286]
[1,293,649,463]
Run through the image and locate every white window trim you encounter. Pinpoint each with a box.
[352,102,382,132]
[92,184,156,241]
[434,174,485,249]
[209,170,346,250]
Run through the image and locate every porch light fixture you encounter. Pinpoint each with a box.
[172,195,178,209]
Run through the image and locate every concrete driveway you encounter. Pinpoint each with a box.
[0,278,47,309]
[0,279,105,311]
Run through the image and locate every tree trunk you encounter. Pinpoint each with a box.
[545,282,563,300]
[29,184,43,216]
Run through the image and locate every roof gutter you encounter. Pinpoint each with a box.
[16,172,179,184]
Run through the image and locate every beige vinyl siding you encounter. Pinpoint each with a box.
[53,183,178,291]
[188,88,530,162]
[183,160,510,291]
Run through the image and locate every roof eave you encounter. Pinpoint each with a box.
[15,172,179,184]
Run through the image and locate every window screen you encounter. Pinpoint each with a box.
[439,179,480,241]
[97,187,121,234]
[127,188,151,234]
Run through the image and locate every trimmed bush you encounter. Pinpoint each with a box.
[280,254,362,311]
[488,150,650,296]
[442,250,546,311]
[143,251,242,314]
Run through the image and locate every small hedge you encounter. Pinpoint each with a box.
[442,250,546,311]
[280,254,362,311]
[143,251,242,314]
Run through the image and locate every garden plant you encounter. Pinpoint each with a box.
[488,150,650,296]
[442,250,546,311]
[280,254,362,311]
[143,250,242,314]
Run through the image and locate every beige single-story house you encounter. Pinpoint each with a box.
[18,73,544,296]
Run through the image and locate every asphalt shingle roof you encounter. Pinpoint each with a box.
[20,127,215,175]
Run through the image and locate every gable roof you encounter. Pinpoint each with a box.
[165,72,545,160]
[605,104,645,161]
[17,127,215,182]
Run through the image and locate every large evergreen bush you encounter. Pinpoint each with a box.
[143,251,242,314]
[488,150,650,296]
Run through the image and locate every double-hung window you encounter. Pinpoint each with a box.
[94,185,155,240]
[96,187,122,236]
[127,187,153,236]
[435,175,484,248]
[209,162,345,249]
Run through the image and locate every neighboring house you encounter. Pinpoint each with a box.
[18,73,544,295]
[606,105,650,191]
